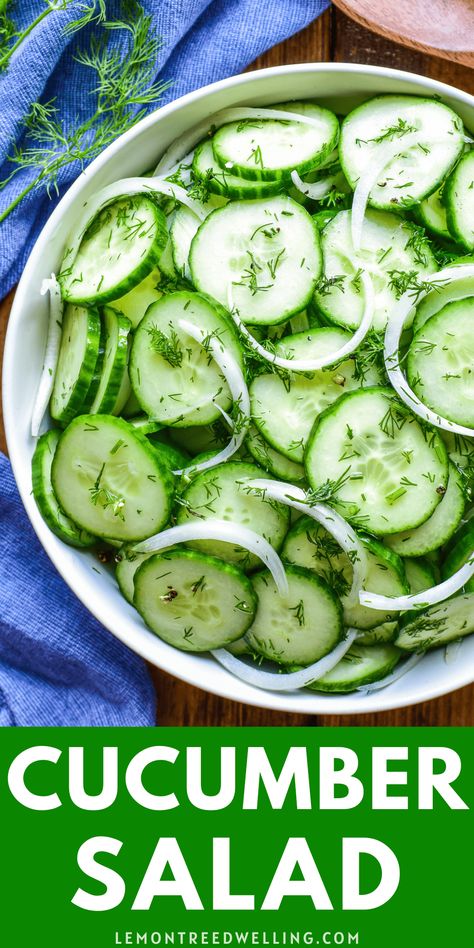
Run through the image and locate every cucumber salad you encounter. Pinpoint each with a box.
[30,93,474,695]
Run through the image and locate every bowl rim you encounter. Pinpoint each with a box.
[4,61,474,716]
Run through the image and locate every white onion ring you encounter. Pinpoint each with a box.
[60,176,206,279]
[357,653,422,693]
[227,271,374,372]
[290,169,341,200]
[384,264,474,437]
[351,132,420,250]
[131,519,288,597]
[31,275,63,437]
[360,555,474,611]
[173,319,250,475]
[212,628,358,692]
[243,478,368,608]
[155,107,331,174]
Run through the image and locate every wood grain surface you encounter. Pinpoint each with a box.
[2,7,474,726]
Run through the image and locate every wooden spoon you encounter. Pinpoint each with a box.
[332,0,474,68]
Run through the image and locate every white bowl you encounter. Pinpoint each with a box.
[4,63,474,715]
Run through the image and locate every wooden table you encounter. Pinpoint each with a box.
[2,6,474,726]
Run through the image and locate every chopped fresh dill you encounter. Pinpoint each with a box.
[147,325,183,367]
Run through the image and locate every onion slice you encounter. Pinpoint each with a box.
[60,176,206,279]
[357,653,422,693]
[228,271,374,373]
[155,107,331,174]
[351,132,420,250]
[212,629,358,692]
[131,519,288,597]
[173,319,250,475]
[242,478,368,608]
[384,264,474,437]
[290,169,341,200]
[31,275,63,437]
[359,555,474,611]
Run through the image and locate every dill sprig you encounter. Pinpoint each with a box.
[387,269,443,302]
[367,117,417,144]
[315,273,346,296]
[89,464,125,520]
[0,1,106,74]
[0,1,169,224]
[305,467,351,506]
[147,325,183,367]
[403,222,433,267]
[351,329,386,383]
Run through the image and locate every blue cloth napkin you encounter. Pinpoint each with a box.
[0,0,328,726]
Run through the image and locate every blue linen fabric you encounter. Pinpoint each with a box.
[0,0,328,726]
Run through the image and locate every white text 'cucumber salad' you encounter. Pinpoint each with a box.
[30,94,474,695]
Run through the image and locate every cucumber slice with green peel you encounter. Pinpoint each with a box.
[356,622,398,646]
[156,235,178,280]
[170,206,201,277]
[116,549,154,605]
[246,423,306,483]
[113,267,162,328]
[128,416,162,435]
[89,307,131,415]
[403,557,437,595]
[384,461,465,557]
[176,461,290,570]
[32,430,96,548]
[193,139,283,199]
[395,594,474,651]
[51,415,174,541]
[314,209,436,332]
[417,187,450,240]
[445,151,474,249]
[245,565,343,665]
[407,299,474,428]
[60,196,168,304]
[250,326,381,463]
[441,520,474,592]
[339,95,464,210]
[412,256,474,333]
[130,291,243,426]
[50,304,101,426]
[305,386,449,536]
[148,440,190,473]
[212,103,339,181]
[306,643,402,692]
[169,421,228,456]
[281,518,407,629]
[134,549,257,651]
[121,389,142,418]
[189,195,322,326]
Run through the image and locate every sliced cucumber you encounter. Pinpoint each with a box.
[170,206,201,277]
[116,549,153,604]
[176,460,290,569]
[61,196,168,304]
[314,209,436,332]
[404,557,437,595]
[193,139,283,198]
[356,623,398,646]
[128,415,162,435]
[407,299,474,428]
[340,95,464,209]
[149,440,190,473]
[245,565,343,665]
[32,429,96,548]
[413,257,474,333]
[169,421,228,456]
[445,151,474,249]
[212,103,338,181]
[307,643,402,692]
[113,267,162,328]
[52,415,174,541]
[305,386,449,535]
[89,307,131,415]
[134,549,257,650]
[50,304,101,425]
[250,326,380,462]
[385,461,465,556]
[130,291,243,426]
[245,423,306,482]
[418,187,450,240]
[441,520,474,593]
[189,195,322,325]
[282,518,407,629]
[395,594,474,651]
